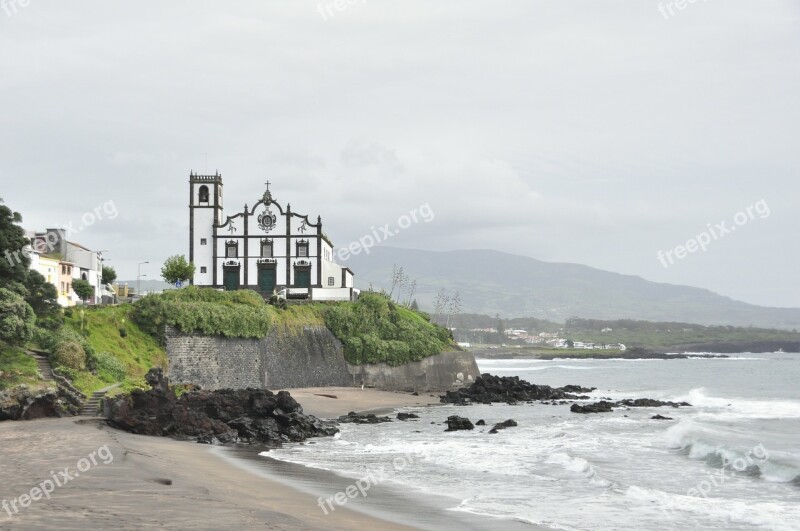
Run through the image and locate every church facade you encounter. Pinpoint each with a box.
[189,172,355,300]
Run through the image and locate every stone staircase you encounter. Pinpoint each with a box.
[79,384,121,417]
[25,350,120,417]
[30,352,55,381]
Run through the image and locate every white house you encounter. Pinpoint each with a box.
[189,172,355,300]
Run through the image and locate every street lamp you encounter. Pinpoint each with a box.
[137,261,149,296]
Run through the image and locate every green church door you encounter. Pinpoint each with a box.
[258,268,276,293]
[223,268,240,291]
[294,268,311,288]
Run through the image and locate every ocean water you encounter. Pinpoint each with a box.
[265,353,800,530]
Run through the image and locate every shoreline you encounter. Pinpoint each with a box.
[0,387,540,530]
[0,388,441,530]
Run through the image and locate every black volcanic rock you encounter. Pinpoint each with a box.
[475,419,486,426]
[338,411,392,424]
[106,368,338,446]
[618,398,691,408]
[445,415,474,431]
[441,374,596,405]
[396,412,419,421]
[489,419,518,434]
[651,414,674,420]
[571,401,615,414]
[571,398,691,414]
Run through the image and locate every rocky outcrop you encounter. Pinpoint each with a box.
[488,419,518,434]
[571,401,615,414]
[337,411,392,424]
[105,368,338,446]
[397,412,419,421]
[0,385,76,421]
[445,415,474,431]
[441,374,595,405]
[571,398,691,414]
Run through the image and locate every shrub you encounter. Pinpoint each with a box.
[0,288,36,346]
[119,326,127,338]
[52,340,86,370]
[132,288,273,341]
[88,351,126,381]
[324,292,453,366]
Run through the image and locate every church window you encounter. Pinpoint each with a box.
[296,240,309,257]
[261,240,273,258]
[200,267,207,273]
[226,241,238,258]
[200,238,207,245]
[328,276,335,286]
[198,185,210,204]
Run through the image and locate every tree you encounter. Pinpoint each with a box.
[410,299,419,311]
[161,255,195,285]
[0,198,32,295]
[24,270,60,318]
[101,265,117,285]
[0,288,35,345]
[72,278,94,302]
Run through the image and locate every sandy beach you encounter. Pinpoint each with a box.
[0,388,440,530]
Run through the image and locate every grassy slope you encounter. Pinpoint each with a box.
[0,343,48,391]
[62,306,167,395]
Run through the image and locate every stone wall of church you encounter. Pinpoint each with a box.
[166,326,480,392]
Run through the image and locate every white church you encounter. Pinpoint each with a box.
[189,172,355,300]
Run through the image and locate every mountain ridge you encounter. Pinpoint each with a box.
[344,247,800,330]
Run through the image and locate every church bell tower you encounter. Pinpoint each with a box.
[189,171,223,286]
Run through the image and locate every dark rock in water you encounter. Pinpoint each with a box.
[396,412,419,421]
[440,374,596,406]
[338,411,392,424]
[475,419,486,426]
[571,397,691,414]
[106,368,338,446]
[411,391,419,396]
[571,401,615,414]
[651,414,674,420]
[489,419,518,434]
[445,415,474,431]
[618,398,691,408]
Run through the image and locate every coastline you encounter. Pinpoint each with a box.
[0,387,540,530]
[0,388,438,530]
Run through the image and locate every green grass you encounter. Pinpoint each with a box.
[58,305,167,395]
[131,288,454,367]
[0,342,47,391]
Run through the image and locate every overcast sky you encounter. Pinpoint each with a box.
[1,1,798,308]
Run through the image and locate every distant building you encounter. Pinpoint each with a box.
[29,228,105,305]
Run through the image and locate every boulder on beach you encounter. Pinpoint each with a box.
[106,368,338,446]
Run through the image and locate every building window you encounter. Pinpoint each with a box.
[328,276,335,286]
[200,238,207,245]
[198,185,209,204]
[226,240,238,258]
[296,240,309,258]
[200,267,207,273]
[261,239,273,258]
[61,282,65,294]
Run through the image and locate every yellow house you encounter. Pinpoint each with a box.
[58,260,76,307]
